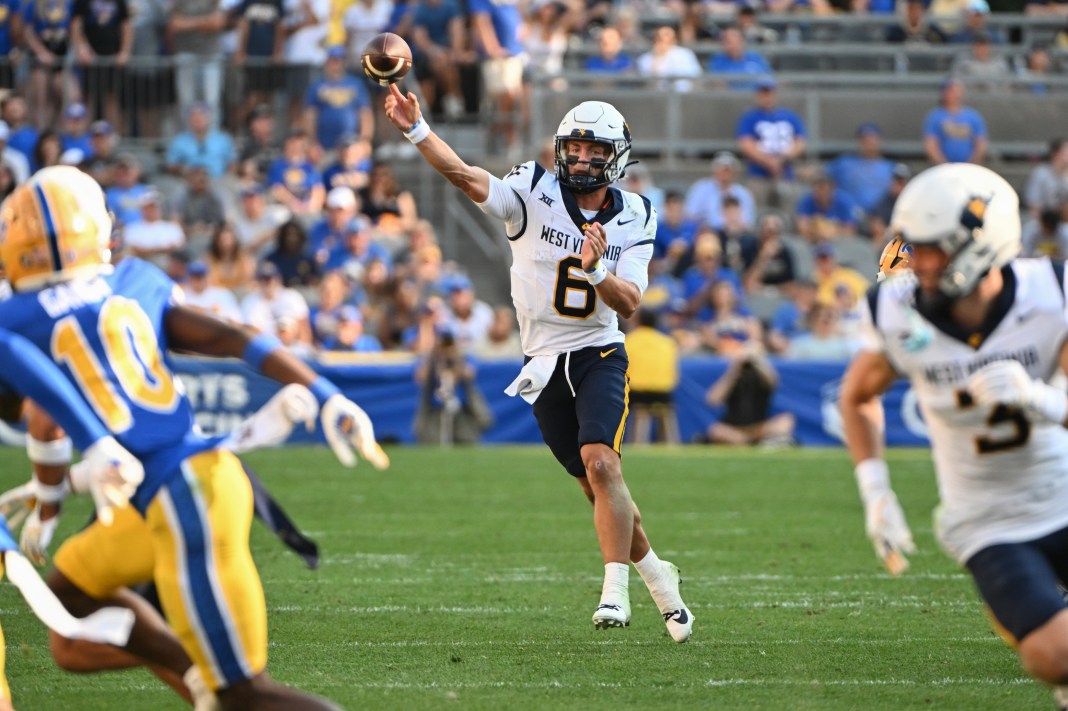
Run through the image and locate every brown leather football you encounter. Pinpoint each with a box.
[361,33,413,86]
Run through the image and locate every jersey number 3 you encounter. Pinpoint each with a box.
[52,297,179,432]
[957,391,1031,454]
[554,256,597,319]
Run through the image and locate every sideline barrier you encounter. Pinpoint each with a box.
[172,356,929,448]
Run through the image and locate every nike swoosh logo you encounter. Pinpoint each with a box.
[600,348,617,358]
[618,218,635,225]
[663,609,689,625]
[597,604,622,611]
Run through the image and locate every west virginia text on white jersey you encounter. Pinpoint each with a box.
[480,161,655,356]
[860,259,1068,564]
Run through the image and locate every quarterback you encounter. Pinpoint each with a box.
[841,163,1068,703]
[383,84,692,642]
[0,166,388,710]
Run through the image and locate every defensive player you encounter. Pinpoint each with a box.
[0,166,388,710]
[841,163,1068,704]
[383,85,692,642]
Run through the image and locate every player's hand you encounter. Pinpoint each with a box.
[864,490,915,576]
[968,359,1068,425]
[320,395,390,470]
[70,437,144,526]
[581,222,606,272]
[385,83,421,132]
[223,383,319,454]
[0,481,36,531]
[21,504,59,565]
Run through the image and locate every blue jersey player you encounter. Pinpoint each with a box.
[0,166,388,711]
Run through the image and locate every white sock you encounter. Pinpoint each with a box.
[600,562,629,602]
[634,549,683,613]
[633,549,665,588]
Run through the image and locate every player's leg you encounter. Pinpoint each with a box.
[147,450,339,711]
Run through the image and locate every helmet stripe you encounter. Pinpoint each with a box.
[32,183,62,275]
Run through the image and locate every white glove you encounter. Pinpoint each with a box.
[967,359,1068,425]
[320,394,390,470]
[0,481,36,531]
[222,383,319,454]
[69,436,144,526]
[855,459,915,576]
[0,475,67,563]
[21,506,59,565]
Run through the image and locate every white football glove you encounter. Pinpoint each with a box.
[0,475,67,564]
[0,481,36,531]
[320,394,390,470]
[855,459,915,576]
[21,507,60,566]
[967,359,1068,425]
[69,436,144,526]
[222,383,319,454]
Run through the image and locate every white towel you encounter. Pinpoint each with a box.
[504,355,558,404]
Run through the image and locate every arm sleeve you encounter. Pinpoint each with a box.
[0,328,108,450]
[476,173,524,236]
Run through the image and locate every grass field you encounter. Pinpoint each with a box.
[0,445,1052,710]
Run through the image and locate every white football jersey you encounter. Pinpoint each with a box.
[860,258,1068,564]
[479,161,656,356]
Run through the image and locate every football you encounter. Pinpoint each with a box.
[361,32,413,86]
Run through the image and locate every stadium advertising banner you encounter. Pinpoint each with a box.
[170,357,929,448]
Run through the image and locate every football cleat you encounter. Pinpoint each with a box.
[652,561,694,644]
[592,600,631,630]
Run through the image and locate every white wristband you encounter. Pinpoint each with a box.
[31,474,69,504]
[1031,380,1068,425]
[584,261,608,286]
[403,117,430,145]
[26,435,73,466]
[854,458,890,504]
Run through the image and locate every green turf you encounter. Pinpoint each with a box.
[0,446,1051,710]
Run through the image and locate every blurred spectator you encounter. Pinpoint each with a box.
[637,25,702,93]
[241,260,311,338]
[0,122,28,184]
[237,103,281,183]
[886,0,948,44]
[205,222,256,292]
[621,163,663,214]
[323,216,393,274]
[684,151,756,233]
[276,314,316,358]
[440,274,493,353]
[827,123,894,217]
[742,213,795,295]
[310,186,360,265]
[71,0,131,131]
[767,279,817,354]
[1025,0,1068,16]
[923,78,987,165]
[122,189,186,269]
[304,45,374,153]
[32,130,63,173]
[181,259,243,322]
[682,231,744,307]
[696,343,794,446]
[377,278,423,350]
[282,0,331,124]
[786,302,856,360]
[0,0,17,92]
[231,0,284,125]
[343,0,394,67]
[471,0,526,159]
[522,0,576,83]
[59,102,93,157]
[413,328,494,445]
[1017,43,1055,94]
[166,103,236,177]
[795,172,862,242]
[951,33,1011,91]
[719,197,756,271]
[708,27,772,90]
[736,6,779,45]
[105,154,151,227]
[736,77,807,209]
[3,95,40,164]
[310,270,354,347]
[950,0,1005,44]
[83,121,119,187]
[812,242,869,308]
[625,309,680,445]
[22,0,78,129]
[869,163,911,242]
[266,218,320,287]
[1022,208,1068,259]
[408,0,469,120]
[321,305,382,352]
[696,280,761,356]
[176,165,227,254]
[268,129,325,219]
[166,0,227,120]
[584,26,634,73]
[1025,139,1068,217]
[231,183,290,258]
[653,191,700,273]
[322,135,373,192]
[359,163,418,234]
[126,0,170,138]
[471,305,523,359]
[0,164,16,202]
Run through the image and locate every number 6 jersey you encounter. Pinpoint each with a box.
[478,161,656,356]
[860,259,1068,564]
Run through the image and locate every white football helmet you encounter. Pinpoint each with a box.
[889,163,1019,299]
[554,101,632,194]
